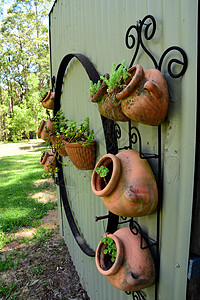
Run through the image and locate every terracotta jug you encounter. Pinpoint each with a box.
[91,149,158,217]
[40,150,56,173]
[90,74,129,122]
[116,64,169,126]
[40,91,55,110]
[95,227,155,291]
[37,119,54,142]
[50,134,68,156]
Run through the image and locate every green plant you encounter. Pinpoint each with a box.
[0,279,16,298]
[89,80,101,95]
[60,116,95,147]
[90,60,130,96]
[31,227,55,245]
[101,236,117,262]
[95,165,109,185]
[101,60,130,93]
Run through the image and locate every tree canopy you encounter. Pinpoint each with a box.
[0,0,53,141]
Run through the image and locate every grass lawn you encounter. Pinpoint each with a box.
[0,145,57,248]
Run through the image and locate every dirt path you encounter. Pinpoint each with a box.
[0,140,90,300]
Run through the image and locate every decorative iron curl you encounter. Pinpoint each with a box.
[125,290,147,300]
[125,15,188,78]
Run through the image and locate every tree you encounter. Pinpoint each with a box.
[0,0,53,141]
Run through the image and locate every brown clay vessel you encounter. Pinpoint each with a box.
[40,150,56,173]
[90,74,129,122]
[91,149,158,217]
[116,64,169,125]
[37,119,54,142]
[95,227,155,291]
[41,91,55,110]
[50,134,68,156]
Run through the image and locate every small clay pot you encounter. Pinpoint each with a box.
[90,74,129,122]
[50,134,68,156]
[37,119,54,142]
[40,91,55,110]
[116,64,169,126]
[91,149,158,217]
[95,227,155,291]
[63,140,96,170]
[40,151,56,173]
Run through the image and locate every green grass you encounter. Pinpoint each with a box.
[0,150,57,244]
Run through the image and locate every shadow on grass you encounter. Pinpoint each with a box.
[0,154,56,234]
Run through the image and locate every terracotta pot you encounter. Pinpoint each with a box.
[37,119,54,142]
[116,64,169,126]
[63,140,96,170]
[40,91,55,110]
[50,134,68,156]
[90,74,129,122]
[91,149,158,217]
[40,150,56,173]
[95,227,155,291]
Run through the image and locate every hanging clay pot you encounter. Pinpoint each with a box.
[40,91,55,110]
[116,64,169,126]
[40,150,56,173]
[37,119,54,142]
[95,227,155,291]
[90,74,129,122]
[50,133,68,156]
[91,149,158,217]
[63,139,96,170]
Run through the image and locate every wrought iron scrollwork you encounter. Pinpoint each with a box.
[125,290,147,300]
[118,217,157,250]
[125,15,188,76]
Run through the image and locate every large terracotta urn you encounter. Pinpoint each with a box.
[90,74,129,122]
[37,119,54,142]
[91,149,158,217]
[95,227,155,291]
[40,150,56,173]
[116,64,169,126]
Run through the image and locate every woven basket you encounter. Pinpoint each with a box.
[63,140,96,170]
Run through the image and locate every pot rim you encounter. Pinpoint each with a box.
[95,233,124,276]
[40,151,48,165]
[63,139,95,148]
[116,64,144,100]
[91,153,121,197]
[37,120,45,135]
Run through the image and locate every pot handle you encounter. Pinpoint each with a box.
[144,81,163,99]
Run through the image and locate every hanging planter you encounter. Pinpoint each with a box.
[90,61,169,125]
[91,149,158,217]
[117,64,169,126]
[63,139,96,170]
[40,91,55,110]
[40,150,56,173]
[50,133,68,157]
[37,119,54,142]
[95,227,155,291]
[90,74,129,122]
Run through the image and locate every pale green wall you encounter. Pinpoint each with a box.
[50,1,198,299]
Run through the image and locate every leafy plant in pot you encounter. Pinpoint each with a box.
[90,60,130,122]
[61,117,96,170]
[90,60,169,125]
[95,227,155,291]
[50,110,68,157]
